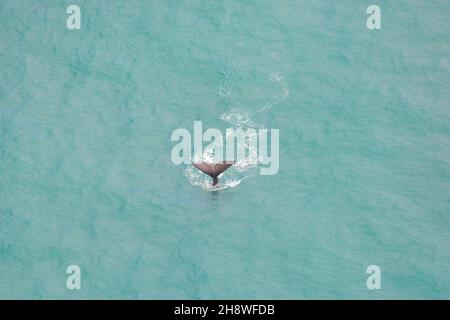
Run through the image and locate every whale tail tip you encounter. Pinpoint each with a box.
[192,161,234,186]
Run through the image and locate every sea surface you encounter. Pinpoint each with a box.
[1,0,450,299]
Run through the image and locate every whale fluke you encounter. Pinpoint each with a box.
[192,161,234,186]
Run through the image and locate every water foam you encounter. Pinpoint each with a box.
[185,72,289,191]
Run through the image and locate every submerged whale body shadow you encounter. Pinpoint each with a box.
[192,161,234,187]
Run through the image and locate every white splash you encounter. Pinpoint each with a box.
[186,72,289,191]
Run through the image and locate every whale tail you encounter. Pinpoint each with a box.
[192,161,234,186]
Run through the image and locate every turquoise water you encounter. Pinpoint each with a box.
[1,0,450,299]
